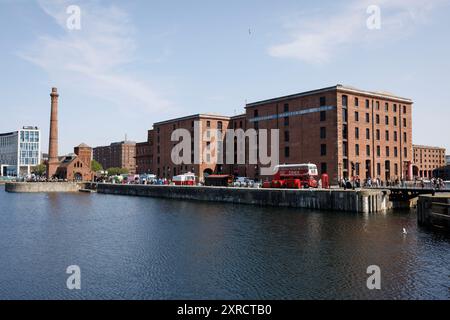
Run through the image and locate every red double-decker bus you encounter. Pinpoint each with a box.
[263,164,319,189]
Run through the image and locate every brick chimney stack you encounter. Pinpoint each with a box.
[47,87,59,179]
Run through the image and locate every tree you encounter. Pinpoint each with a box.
[106,167,129,176]
[91,160,103,172]
[32,164,46,176]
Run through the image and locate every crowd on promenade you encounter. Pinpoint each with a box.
[5,172,449,191]
[340,176,448,190]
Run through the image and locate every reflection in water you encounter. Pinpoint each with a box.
[0,186,449,299]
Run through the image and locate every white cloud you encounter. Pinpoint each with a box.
[19,0,173,114]
[268,0,450,64]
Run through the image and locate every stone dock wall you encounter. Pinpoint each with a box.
[95,183,391,213]
[5,182,82,193]
[417,194,450,231]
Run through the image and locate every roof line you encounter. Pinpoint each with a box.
[246,84,412,108]
[153,113,231,126]
[413,144,446,150]
[0,131,18,137]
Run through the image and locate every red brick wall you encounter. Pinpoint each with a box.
[244,90,339,182]
[336,89,413,183]
[144,86,414,185]
[152,115,230,180]
[413,145,447,178]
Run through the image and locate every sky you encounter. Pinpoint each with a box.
[0,0,449,154]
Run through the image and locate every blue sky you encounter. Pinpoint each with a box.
[1,0,450,154]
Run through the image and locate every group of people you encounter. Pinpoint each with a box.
[340,177,361,190]
[340,175,448,190]
[427,177,447,190]
[365,177,406,188]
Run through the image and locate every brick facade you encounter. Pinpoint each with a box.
[93,141,137,174]
[55,143,94,181]
[152,114,230,180]
[243,85,413,184]
[413,145,446,178]
[136,85,417,184]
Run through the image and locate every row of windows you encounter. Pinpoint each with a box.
[20,131,40,143]
[257,105,407,130]
[20,142,40,151]
[0,135,18,147]
[415,153,445,158]
[420,164,444,169]
[318,161,402,177]
[353,127,407,142]
[342,95,408,114]
[233,120,245,129]
[229,95,409,131]
[417,160,446,164]
[313,125,409,144]
[284,144,328,158]
[351,111,407,127]
[19,157,39,165]
[353,144,408,158]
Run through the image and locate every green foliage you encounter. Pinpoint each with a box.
[32,164,46,176]
[106,167,129,176]
[91,160,103,172]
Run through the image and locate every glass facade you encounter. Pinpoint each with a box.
[0,127,40,176]
[19,130,40,166]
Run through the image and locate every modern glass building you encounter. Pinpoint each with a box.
[0,126,41,177]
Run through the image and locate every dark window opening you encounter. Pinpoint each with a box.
[320,127,326,139]
[285,147,290,158]
[320,97,326,106]
[321,144,327,156]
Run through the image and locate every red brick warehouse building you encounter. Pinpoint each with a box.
[244,85,413,184]
[136,84,414,185]
[151,114,230,180]
[413,145,446,178]
[135,130,154,174]
[93,141,137,175]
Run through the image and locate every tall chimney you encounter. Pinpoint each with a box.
[47,87,59,178]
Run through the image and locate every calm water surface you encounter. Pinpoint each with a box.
[0,186,449,300]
